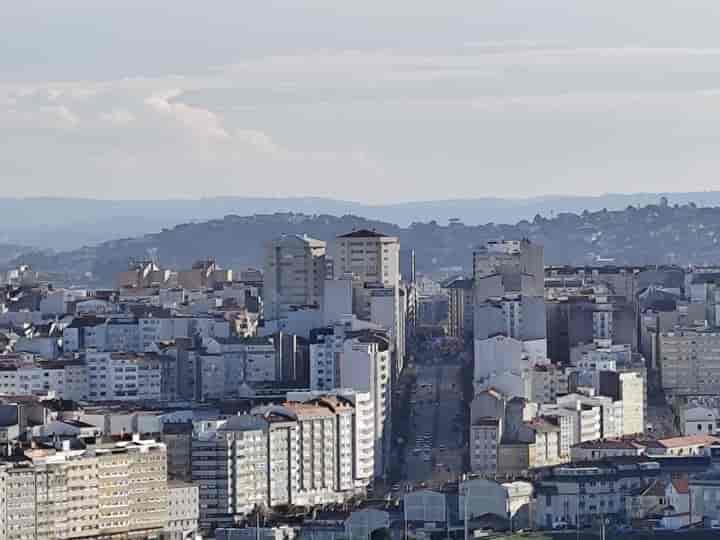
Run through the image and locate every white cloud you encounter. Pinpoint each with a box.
[144,89,229,139]
[99,108,135,126]
[5,44,720,201]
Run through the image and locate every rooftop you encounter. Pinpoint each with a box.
[337,229,389,239]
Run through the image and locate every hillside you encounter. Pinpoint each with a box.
[12,201,720,285]
[8,192,720,250]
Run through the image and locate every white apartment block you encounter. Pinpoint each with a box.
[165,481,199,540]
[193,397,366,531]
[86,352,163,402]
[310,328,391,478]
[619,372,645,435]
[287,389,375,487]
[659,330,720,395]
[264,234,327,321]
[0,358,87,401]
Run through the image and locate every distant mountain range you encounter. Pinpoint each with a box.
[6,192,720,250]
[13,200,720,287]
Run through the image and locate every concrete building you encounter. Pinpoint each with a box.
[177,259,230,290]
[0,437,168,540]
[599,371,646,436]
[459,478,533,529]
[333,229,400,321]
[310,327,391,478]
[473,239,544,298]
[344,509,390,540]
[85,352,164,402]
[534,459,664,528]
[287,389,375,486]
[658,329,720,395]
[192,415,270,530]
[546,295,637,365]
[192,397,368,531]
[165,482,199,540]
[690,470,720,525]
[161,422,194,482]
[680,406,718,436]
[264,234,327,321]
[570,439,646,462]
[445,277,474,339]
[404,489,447,523]
[470,417,501,475]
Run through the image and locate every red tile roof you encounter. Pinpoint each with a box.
[671,477,690,495]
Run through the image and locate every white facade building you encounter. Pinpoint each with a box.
[310,328,391,477]
[85,352,162,402]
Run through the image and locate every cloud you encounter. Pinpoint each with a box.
[5,45,720,201]
[99,108,135,126]
[144,89,229,139]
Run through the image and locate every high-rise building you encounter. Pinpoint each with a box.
[0,437,169,540]
[309,327,391,478]
[192,397,367,531]
[445,277,474,339]
[332,230,403,375]
[473,239,544,298]
[264,234,327,321]
[333,230,400,314]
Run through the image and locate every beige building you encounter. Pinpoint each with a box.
[264,234,327,321]
[333,229,400,320]
[177,259,231,290]
[0,437,168,540]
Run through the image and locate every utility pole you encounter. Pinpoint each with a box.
[576,484,581,540]
[464,484,469,540]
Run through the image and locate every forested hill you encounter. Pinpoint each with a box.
[12,201,720,285]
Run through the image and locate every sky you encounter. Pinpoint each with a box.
[4,1,720,203]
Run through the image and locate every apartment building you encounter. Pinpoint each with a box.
[192,397,366,531]
[165,481,199,540]
[470,417,500,474]
[309,328,391,477]
[287,389,374,487]
[445,277,474,339]
[0,437,170,540]
[658,329,720,395]
[473,239,544,298]
[333,230,400,321]
[85,352,164,402]
[535,459,663,528]
[264,234,327,321]
[204,336,278,383]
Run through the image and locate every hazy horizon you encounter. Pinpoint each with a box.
[5,1,720,203]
